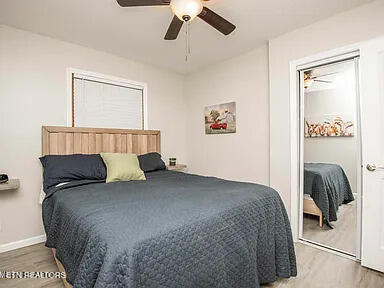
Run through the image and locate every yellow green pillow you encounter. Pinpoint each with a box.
[100,153,146,183]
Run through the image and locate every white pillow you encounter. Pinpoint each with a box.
[39,182,69,204]
[39,186,45,205]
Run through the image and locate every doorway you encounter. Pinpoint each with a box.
[297,56,362,258]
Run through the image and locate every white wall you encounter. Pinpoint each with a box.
[184,46,270,185]
[0,25,187,245]
[269,0,384,215]
[304,64,358,192]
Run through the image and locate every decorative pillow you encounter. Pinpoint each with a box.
[39,154,107,191]
[100,153,146,183]
[138,152,166,173]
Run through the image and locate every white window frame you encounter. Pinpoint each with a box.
[66,68,148,129]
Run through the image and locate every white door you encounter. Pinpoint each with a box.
[360,36,384,273]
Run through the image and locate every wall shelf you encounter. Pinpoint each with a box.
[166,164,187,172]
[0,179,20,191]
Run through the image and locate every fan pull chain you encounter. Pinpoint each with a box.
[185,22,191,62]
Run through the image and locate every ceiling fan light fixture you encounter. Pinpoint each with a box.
[170,0,203,22]
[304,78,314,89]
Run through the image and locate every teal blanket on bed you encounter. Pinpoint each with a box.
[43,171,296,288]
[304,163,354,222]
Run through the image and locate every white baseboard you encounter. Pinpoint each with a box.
[0,234,46,254]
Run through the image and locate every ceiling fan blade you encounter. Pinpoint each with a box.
[164,15,184,40]
[312,72,339,79]
[314,80,332,83]
[198,7,236,35]
[116,0,170,7]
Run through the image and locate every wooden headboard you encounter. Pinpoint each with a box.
[41,126,160,156]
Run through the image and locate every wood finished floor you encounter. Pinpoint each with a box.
[1,242,383,288]
[303,199,356,255]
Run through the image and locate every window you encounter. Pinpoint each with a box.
[68,69,147,129]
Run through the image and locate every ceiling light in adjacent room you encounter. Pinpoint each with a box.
[304,78,314,89]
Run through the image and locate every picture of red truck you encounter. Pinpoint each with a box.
[210,122,228,130]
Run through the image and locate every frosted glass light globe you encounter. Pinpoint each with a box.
[170,0,203,22]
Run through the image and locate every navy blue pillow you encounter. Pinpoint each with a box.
[39,154,107,191]
[138,152,166,173]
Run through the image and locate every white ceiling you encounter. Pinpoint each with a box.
[0,0,374,74]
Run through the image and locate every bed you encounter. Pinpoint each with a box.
[303,163,354,226]
[41,126,297,288]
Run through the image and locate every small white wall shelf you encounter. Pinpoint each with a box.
[166,164,187,172]
[0,179,20,191]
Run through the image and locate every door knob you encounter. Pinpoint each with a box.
[367,164,376,171]
[366,164,384,171]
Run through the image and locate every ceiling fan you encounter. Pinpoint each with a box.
[304,71,338,89]
[116,0,236,40]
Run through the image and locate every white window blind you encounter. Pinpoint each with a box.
[72,73,144,129]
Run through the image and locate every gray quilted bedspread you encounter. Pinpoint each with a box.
[304,163,354,222]
[42,171,296,288]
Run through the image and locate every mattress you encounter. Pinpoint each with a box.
[42,170,296,288]
[304,163,354,222]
